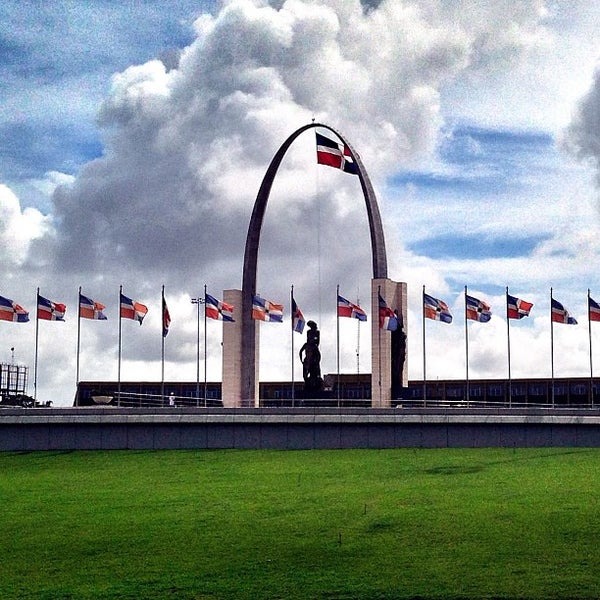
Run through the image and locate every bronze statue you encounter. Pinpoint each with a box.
[299,320,323,395]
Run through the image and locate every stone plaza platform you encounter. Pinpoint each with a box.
[2,406,600,451]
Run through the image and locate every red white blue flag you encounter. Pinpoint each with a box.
[252,295,284,322]
[0,295,29,322]
[423,292,452,323]
[378,294,398,331]
[338,295,367,321]
[466,294,492,323]
[162,295,171,337]
[589,296,600,323]
[315,128,357,174]
[37,294,66,321]
[79,293,107,320]
[551,298,577,324]
[120,293,148,325]
[507,294,533,320]
[205,293,235,322]
[292,296,305,334]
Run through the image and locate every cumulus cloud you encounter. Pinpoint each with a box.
[565,66,600,185]
[0,184,52,268]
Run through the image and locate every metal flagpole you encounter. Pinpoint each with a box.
[336,284,340,407]
[464,285,470,405]
[193,294,200,405]
[76,286,81,405]
[34,287,40,402]
[118,285,122,407]
[203,284,207,407]
[422,285,427,406]
[506,286,512,408]
[377,284,382,407]
[356,293,360,377]
[550,287,555,407]
[161,285,165,405]
[588,289,594,406]
[291,285,295,408]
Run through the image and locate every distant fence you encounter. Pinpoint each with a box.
[2,407,600,451]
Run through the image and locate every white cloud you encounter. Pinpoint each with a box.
[0,184,53,267]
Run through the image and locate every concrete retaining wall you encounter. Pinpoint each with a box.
[2,407,600,451]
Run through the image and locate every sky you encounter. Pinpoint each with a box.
[1,0,599,406]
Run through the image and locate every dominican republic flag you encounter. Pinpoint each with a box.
[120,293,148,325]
[589,296,600,322]
[378,294,398,331]
[337,295,367,321]
[79,293,107,320]
[507,294,533,320]
[205,293,235,322]
[551,298,577,324]
[423,292,452,323]
[252,295,284,322]
[465,294,492,323]
[162,295,171,337]
[37,294,66,321]
[315,127,358,174]
[292,296,305,334]
[0,295,29,322]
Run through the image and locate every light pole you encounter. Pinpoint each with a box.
[190,296,205,406]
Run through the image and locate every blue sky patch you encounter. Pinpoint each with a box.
[409,232,550,260]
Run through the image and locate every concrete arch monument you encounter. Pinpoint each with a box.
[222,123,407,407]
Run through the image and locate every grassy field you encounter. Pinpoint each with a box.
[0,448,599,599]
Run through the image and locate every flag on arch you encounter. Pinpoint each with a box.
[79,293,107,320]
[589,296,600,323]
[465,293,492,323]
[315,127,358,174]
[120,293,148,325]
[252,295,284,322]
[37,294,66,321]
[0,295,29,322]
[292,296,305,334]
[205,293,235,322]
[423,292,452,323]
[378,294,398,331]
[337,295,367,321]
[507,294,533,320]
[551,298,577,324]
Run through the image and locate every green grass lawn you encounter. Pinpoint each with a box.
[0,448,599,599]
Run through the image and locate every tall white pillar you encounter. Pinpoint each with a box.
[371,279,408,407]
[221,289,259,408]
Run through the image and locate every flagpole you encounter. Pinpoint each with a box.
[118,285,122,407]
[464,286,470,405]
[422,285,427,406]
[550,287,555,407]
[378,284,382,407]
[76,286,81,405]
[161,285,165,405]
[336,284,340,407]
[588,289,593,406]
[506,286,512,408]
[34,287,40,402]
[204,284,207,407]
[291,285,295,408]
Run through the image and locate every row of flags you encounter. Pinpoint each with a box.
[5,289,600,330]
[0,290,401,334]
[422,289,595,325]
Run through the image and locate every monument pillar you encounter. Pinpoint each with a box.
[221,289,258,407]
[371,278,408,407]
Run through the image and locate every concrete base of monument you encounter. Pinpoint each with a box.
[1,407,600,451]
